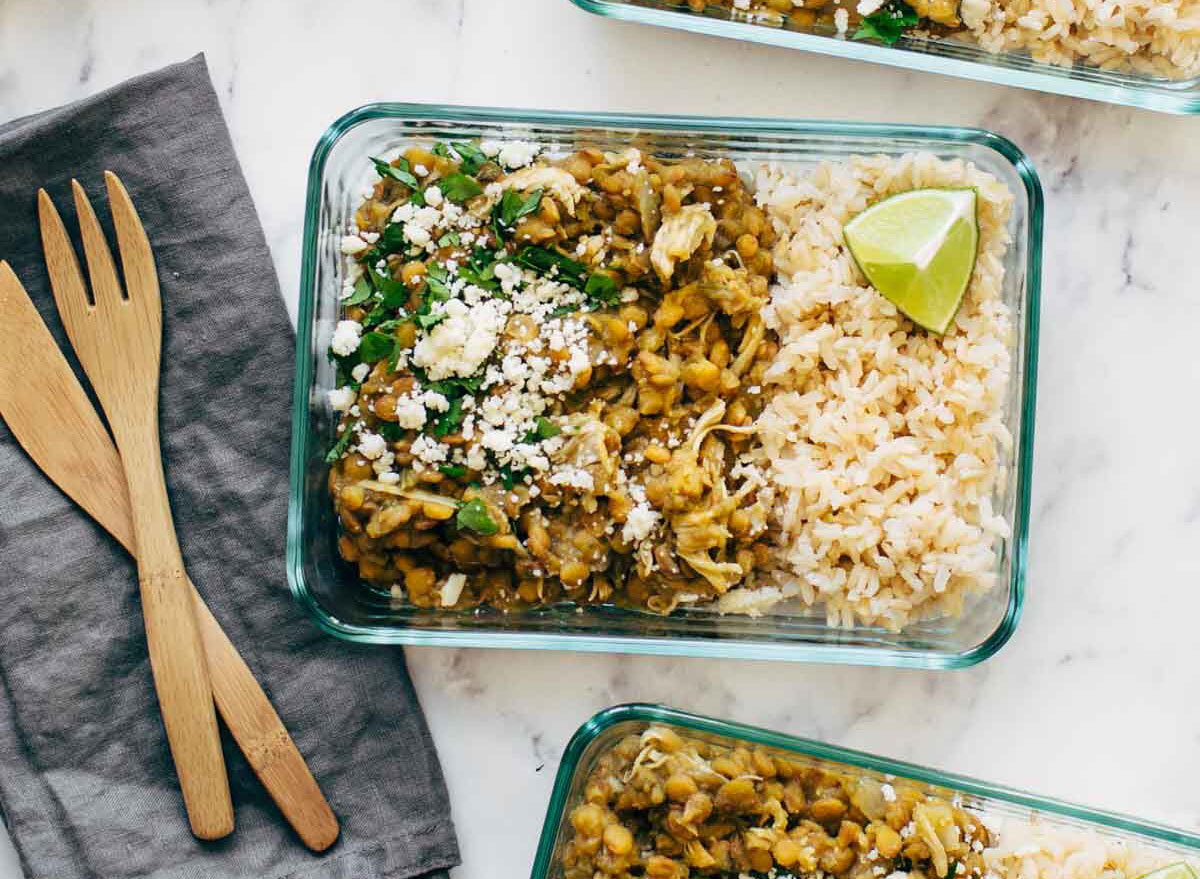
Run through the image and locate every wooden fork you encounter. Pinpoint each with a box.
[0,257,339,851]
[39,174,234,840]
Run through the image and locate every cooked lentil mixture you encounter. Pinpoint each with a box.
[327,139,781,613]
[563,726,992,879]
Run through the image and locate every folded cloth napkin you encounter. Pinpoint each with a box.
[0,55,458,879]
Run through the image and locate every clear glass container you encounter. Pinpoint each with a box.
[288,103,1042,667]
[532,704,1200,879]
[567,0,1200,115]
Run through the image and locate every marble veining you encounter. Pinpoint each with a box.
[2,0,1199,877]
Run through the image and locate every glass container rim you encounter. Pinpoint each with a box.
[565,0,1200,115]
[532,703,1200,878]
[288,102,1043,668]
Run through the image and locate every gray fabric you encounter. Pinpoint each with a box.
[0,55,459,879]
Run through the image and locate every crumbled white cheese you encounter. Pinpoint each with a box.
[377,471,401,485]
[424,185,444,207]
[327,386,356,412]
[441,573,467,607]
[340,234,369,255]
[351,362,371,384]
[411,434,450,470]
[881,783,896,802]
[422,391,450,412]
[393,396,428,430]
[496,140,540,169]
[835,6,849,32]
[357,431,388,460]
[413,298,508,380]
[330,319,363,356]
[414,164,428,177]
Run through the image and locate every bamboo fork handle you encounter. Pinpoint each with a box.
[192,595,339,850]
[122,424,235,840]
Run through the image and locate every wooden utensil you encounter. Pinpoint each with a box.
[0,260,339,851]
[38,175,233,840]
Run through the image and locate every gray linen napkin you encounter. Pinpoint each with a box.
[0,55,458,879]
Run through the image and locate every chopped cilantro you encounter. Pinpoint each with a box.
[584,271,620,307]
[499,465,530,491]
[947,864,958,879]
[439,463,468,479]
[455,497,498,535]
[853,0,919,44]
[435,140,488,175]
[378,422,407,441]
[361,303,390,329]
[357,331,396,363]
[370,156,420,189]
[492,188,543,238]
[431,396,465,438]
[438,231,461,248]
[342,276,373,306]
[457,247,502,292]
[414,311,446,330]
[514,246,588,285]
[379,277,411,310]
[524,416,561,442]
[324,422,357,463]
[438,172,484,204]
[363,222,408,265]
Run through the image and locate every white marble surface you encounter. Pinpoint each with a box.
[2,0,1200,877]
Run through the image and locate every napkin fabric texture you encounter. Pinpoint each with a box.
[0,55,458,879]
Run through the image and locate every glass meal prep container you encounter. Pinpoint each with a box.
[288,103,1042,667]
[566,0,1200,115]
[532,704,1200,879]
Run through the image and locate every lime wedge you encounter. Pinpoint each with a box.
[843,187,979,334]
[1136,864,1200,879]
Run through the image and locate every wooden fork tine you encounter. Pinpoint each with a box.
[38,189,95,351]
[104,172,160,312]
[71,179,125,307]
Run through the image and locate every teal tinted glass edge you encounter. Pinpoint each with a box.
[567,0,1200,114]
[288,103,1041,668]
[531,704,1200,879]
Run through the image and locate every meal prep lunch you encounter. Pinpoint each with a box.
[699,0,1200,79]
[558,723,1200,879]
[324,136,1017,633]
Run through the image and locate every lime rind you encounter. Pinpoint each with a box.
[843,187,980,335]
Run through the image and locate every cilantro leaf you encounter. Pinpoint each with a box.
[439,463,468,479]
[371,155,420,189]
[492,188,544,239]
[499,465,530,491]
[438,172,484,204]
[358,331,396,363]
[456,498,498,535]
[458,247,502,292]
[343,276,373,306]
[438,231,461,248]
[414,311,446,330]
[362,303,390,329]
[514,246,588,286]
[363,222,408,265]
[379,422,408,441]
[436,140,489,175]
[524,416,561,442]
[853,0,919,44]
[584,272,620,307]
[325,422,357,463]
[431,396,465,437]
[379,277,411,310]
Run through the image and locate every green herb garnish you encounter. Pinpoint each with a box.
[438,231,461,248]
[379,278,411,310]
[457,247,502,292]
[524,416,561,442]
[514,246,588,285]
[414,311,446,330]
[499,465,530,491]
[357,331,396,363]
[438,172,484,204]
[947,864,959,879]
[361,303,390,329]
[435,140,488,175]
[342,276,373,306]
[439,463,468,479]
[324,422,357,463]
[379,422,407,441]
[431,396,465,437]
[584,272,620,306]
[853,0,919,44]
[455,497,498,535]
[371,156,420,189]
[492,188,544,238]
